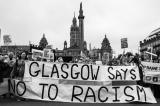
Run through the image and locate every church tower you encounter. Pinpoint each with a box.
[70,13,80,47]
[78,2,85,51]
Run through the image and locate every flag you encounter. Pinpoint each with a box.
[3,35,12,45]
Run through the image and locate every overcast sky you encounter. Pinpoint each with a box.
[0,0,160,55]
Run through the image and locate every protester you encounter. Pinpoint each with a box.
[57,57,63,63]
[78,57,83,63]
[12,51,27,79]
[27,52,34,61]
[0,55,5,83]
[3,55,9,63]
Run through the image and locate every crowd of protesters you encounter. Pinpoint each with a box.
[0,51,155,83]
[0,50,160,101]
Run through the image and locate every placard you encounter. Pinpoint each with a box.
[142,61,160,84]
[32,49,43,60]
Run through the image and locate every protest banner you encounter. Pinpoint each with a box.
[50,52,54,60]
[0,78,9,95]
[32,49,43,60]
[43,49,51,59]
[9,79,157,103]
[142,61,160,85]
[121,38,128,49]
[24,61,140,81]
[102,52,110,65]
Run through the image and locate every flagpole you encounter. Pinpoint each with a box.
[151,47,153,62]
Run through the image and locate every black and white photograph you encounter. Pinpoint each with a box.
[0,0,160,105]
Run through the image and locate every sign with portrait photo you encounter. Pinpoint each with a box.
[43,49,51,59]
[31,49,43,60]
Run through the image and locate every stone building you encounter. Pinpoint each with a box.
[89,35,112,62]
[140,27,160,61]
[0,45,30,55]
[62,2,88,59]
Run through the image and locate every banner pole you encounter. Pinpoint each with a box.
[151,47,153,62]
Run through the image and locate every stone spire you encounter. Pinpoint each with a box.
[78,2,84,19]
[72,12,77,26]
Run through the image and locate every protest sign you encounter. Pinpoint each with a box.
[9,79,157,103]
[32,49,43,60]
[24,61,140,81]
[50,52,54,60]
[142,61,160,84]
[121,38,128,49]
[102,52,110,64]
[43,49,51,59]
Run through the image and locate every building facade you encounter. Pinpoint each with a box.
[62,2,88,58]
[89,35,112,63]
[140,27,160,61]
[0,45,30,55]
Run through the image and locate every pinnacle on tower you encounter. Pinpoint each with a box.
[80,2,82,10]
[78,2,84,19]
[72,12,77,26]
[43,33,45,37]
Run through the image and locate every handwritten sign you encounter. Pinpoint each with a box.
[142,61,160,85]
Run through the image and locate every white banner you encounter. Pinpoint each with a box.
[24,61,140,81]
[142,61,160,84]
[9,79,157,103]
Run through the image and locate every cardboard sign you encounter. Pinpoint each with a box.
[24,61,140,81]
[9,79,157,103]
[32,49,43,60]
[43,49,51,59]
[102,52,110,64]
[121,38,128,49]
[50,52,54,60]
[142,61,160,84]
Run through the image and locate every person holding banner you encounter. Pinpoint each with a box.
[129,54,145,86]
[0,56,6,83]
[12,52,27,79]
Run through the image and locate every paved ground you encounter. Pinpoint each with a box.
[0,97,160,106]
